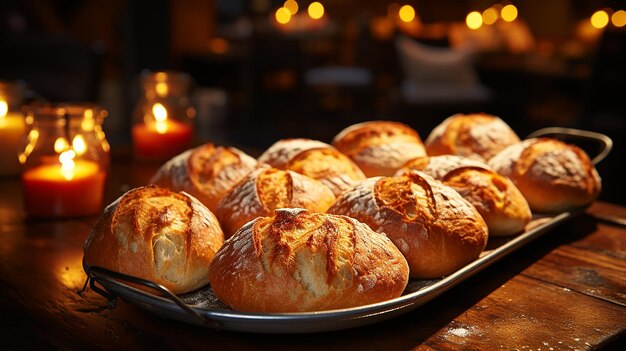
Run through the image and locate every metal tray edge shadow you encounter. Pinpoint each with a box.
[85,210,576,334]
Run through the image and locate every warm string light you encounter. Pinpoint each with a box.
[275,6,291,24]
[308,2,324,20]
[466,3,518,29]
[590,8,626,29]
[399,5,415,23]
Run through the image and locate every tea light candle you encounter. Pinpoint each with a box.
[132,103,192,161]
[0,100,25,176]
[22,157,106,217]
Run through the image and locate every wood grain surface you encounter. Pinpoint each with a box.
[0,153,624,350]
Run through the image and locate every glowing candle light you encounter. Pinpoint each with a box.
[0,99,26,176]
[132,102,193,161]
[22,150,105,217]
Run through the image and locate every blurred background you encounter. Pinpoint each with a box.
[0,0,624,204]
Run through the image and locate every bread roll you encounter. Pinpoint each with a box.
[258,139,366,196]
[215,167,336,238]
[83,185,224,294]
[150,143,257,212]
[489,138,601,213]
[425,113,520,162]
[332,121,427,177]
[208,208,409,312]
[397,155,491,180]
[328,171,488,278]
[397,155,531,236]
[258,138,332,169]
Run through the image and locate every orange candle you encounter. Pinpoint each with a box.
[132,119,192,161]
[132,103,193,161]
[22,159,106,217]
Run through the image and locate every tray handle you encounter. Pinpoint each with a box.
[526,127,613,165]
[84,264,216,328]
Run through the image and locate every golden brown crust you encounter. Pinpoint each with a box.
[257,138,331,169]
[396,155,491,179]
[258,139,366,197]
[442,167,531,236]
[150,143,257,212]
[208,208,409,312]
[83,185,224,294]
[489,138,602,213]
[328,172,488,278]
[286,147,366,196]
[425,113,520,162]
[397,156,530,236]
[215,168,336,238]
[332,121,427,177]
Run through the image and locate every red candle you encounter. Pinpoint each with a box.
[22,160,106,217]
[132,119,193,161]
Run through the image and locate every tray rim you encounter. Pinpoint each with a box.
[84,210,577,333]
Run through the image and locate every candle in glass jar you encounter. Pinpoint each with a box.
[0,100,25,176]
[132,103,192,161]
[22,158,106,217]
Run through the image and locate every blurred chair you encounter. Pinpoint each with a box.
[392,35,492,134]
[0,33,104,102]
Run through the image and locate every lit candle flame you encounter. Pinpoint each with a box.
[152,103,168,134]
[0,100,7,118]
[59,149,76,181]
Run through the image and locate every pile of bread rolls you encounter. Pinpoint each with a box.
[84,112,602,313]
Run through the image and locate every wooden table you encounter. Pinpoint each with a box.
[1,155,625,350]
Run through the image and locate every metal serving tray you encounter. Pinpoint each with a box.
[82,127,612,334]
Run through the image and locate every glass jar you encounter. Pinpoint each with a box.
[0,80,27,176]
[132,71,195,162]
[20,104,110,218]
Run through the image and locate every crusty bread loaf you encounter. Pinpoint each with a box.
[425,113,520,162]
[396,155,531,236]
[489,138,602,213]
[150,143,257,212]
[442,167,531,236]
[328,171,488,278]
[83,185,224,294]
[258,139,366,196]
[397,155,491,179]
[208,208,409,312]
[215,167,336,238]
[258,138,332,169]
[332,121,427,177]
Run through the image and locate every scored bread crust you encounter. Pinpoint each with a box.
[150,143,257,212]
[489,138,602,213]
[328,172,488,278]
[83,185,224,294]
[215,167,336,238]
[425,113,520,162]
[397,155,531,236]
[285,147,366,196]
[208,208,410,312]
[442,167,531,236]
[396,155,491,179]
[258,138,331,169]
[331,121,427,177]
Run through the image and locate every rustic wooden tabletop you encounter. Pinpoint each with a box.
[1,154,624,350]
